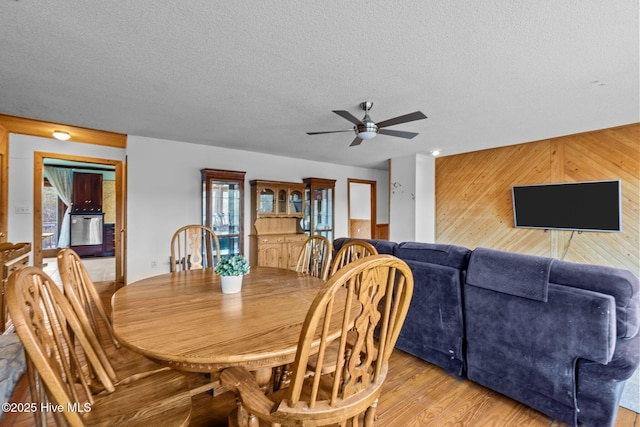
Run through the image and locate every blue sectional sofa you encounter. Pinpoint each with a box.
[332,238,640,427]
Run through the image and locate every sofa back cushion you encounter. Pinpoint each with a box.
[332,237,396,255]
[466,247,552,302]
[549,260,639,339]
[393,242,470,270]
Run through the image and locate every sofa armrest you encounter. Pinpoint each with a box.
[575,333,640,427]
[578,333,640,382]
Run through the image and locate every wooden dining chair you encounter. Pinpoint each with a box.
[6,266,193,427]
[220,254,414,427]
[295,235,332,281]
[274,236,333,389]
[170,224,221,272]
[329,239,378,277]
[57,248,219,396]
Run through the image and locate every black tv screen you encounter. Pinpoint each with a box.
[512,180,622,232]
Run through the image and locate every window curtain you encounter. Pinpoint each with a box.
[44,166,73,248]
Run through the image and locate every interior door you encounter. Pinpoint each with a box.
[348,179,377,239]
[116,159,126,285]
[0,125,7,243]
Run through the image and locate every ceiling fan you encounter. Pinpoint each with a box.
[307,101,427,147]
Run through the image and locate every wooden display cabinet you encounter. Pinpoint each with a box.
[202,168,246,258]
[251,233,307,269]
[250,180,307,269]
[252,180,305,218]
[303,178,336,243]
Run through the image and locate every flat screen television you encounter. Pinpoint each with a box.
[512,180,622,232]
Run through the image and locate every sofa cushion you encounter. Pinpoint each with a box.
[393,242,470,270]
[332,237,396,255]
[466,247,552,302]
[549,260,640,339]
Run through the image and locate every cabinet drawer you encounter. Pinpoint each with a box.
[285,235,308,243]
[260,236,284,244]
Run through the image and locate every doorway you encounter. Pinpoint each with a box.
[34,152,126,284]
[347,179,376,239]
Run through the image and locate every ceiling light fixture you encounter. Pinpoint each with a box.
[430,149,441,156]
[52,130,71,141]
[356,122,378,140]
[354,102,378,140]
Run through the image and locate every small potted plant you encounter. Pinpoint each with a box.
[215,255,250,294]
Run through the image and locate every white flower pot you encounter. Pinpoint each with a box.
[220,275,243,294]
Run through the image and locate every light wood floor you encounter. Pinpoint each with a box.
[1,281,638,427]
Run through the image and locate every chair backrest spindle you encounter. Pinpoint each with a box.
[170,224,221,272]
[329,240,378,277]
[295,235,332,280]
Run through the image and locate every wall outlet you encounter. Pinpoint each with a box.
[151,260,157,268]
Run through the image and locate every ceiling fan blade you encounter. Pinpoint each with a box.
[350,137,363,147]
[378,129,419,139]
[376,111,427,128]
[333,110,364,126]
[307,130,353,135]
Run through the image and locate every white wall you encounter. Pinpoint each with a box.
[415,154,435,242]
[389,154,435,243]
[126,136,388,283]
[7,134,126,262]
[6,133,388,283]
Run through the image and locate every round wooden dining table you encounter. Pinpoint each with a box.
[111,267,339,374]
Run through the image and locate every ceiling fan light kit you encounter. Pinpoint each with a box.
[307,101,427,147]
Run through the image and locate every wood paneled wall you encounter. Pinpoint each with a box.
[436,124,639,276]
[350,219,371,238]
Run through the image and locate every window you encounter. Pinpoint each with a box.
[42,181,60,250]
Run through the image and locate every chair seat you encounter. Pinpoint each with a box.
[82,369,192,426]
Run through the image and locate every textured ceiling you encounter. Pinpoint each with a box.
[1,1,638,169]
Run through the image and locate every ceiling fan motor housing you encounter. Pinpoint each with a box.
[355,117,378,139]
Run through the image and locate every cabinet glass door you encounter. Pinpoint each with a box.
[312,188,333,242]
[303,178,336,243]
[258,188,275,214]
[289,190,303,216]
[277,189,287,214]
[202,169,246,258]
